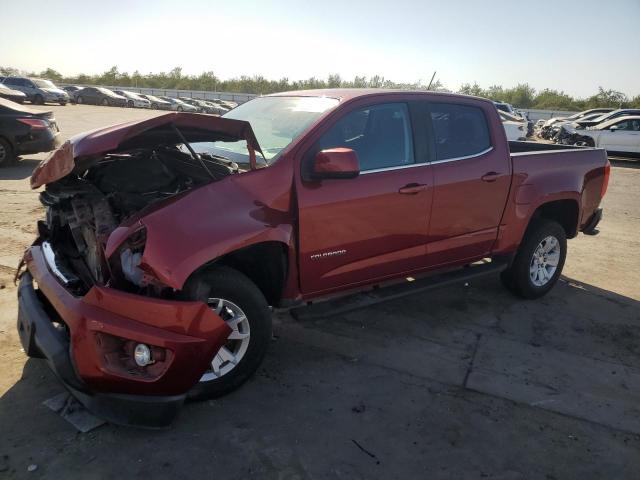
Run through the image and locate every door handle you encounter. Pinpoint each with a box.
[481,172,501,182]
[398,183,428,194]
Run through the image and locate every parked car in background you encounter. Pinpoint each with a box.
[211,98,236,110]
[494,101,516,116]
[0,98,60,166]
[550,112,613,143]
[0,77,69,105]
[572,109,640,129]
[538,108,617,139]
[62,86,84,103]
[202,100,229,115]
[178,97,207,112]
[113,90,151,108]
[179,97,226,114]
[18,90,610,427]
[159,96,199,112]
[499,110,527,141]
[138,94,172,110]
[0,83,27,104]
[542,108,614,130]
[563,116,640,155]
[75,87,127,107]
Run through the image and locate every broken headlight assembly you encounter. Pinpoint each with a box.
[108,226,170,295]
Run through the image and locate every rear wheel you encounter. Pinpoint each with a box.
[0,138,16,166]
[501,219,566,299]
[127,100,134,108]
[76,96,84,104]
[183,266,272,400]
[33,94,44,105]
[151,103,158,109]
[177,105,184,112]
[101,98,109,106]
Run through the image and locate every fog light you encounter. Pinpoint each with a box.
[134,343,152,367]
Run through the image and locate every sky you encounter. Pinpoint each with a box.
[1,0,638,98]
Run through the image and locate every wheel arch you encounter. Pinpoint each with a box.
[185,241,289,306]
[528,198,580,239]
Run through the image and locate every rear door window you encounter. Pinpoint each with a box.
[316,103,414,171]
[429,103,491,161]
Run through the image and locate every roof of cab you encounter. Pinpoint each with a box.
[267,88,494,105]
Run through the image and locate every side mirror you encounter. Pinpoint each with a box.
[609,126,618,132]
[312,148,360,179]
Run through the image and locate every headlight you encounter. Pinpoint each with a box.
[110,227,147,287]
[120,247,144,285]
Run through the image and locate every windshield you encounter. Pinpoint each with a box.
[191,96,339,165]
[32,79,56,88]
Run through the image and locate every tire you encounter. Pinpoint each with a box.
[59,102,66,106]
[33,94,44,105]
[151,103,158,109]
[127,100,134,108]
[101,98,109,106]
[76,96,84,104]
[0,138,16,167]
[501,219,567,299]
[182,266,272,400]
[177,106,184,112]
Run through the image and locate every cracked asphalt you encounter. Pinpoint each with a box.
[0,105,639,479]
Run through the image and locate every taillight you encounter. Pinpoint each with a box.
[601,161,611,198]
[18,118,49,130]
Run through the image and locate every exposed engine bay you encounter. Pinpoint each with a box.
[40,146,239,295]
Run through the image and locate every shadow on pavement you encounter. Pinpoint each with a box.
[0,158,41,181]
[1,276,639,479]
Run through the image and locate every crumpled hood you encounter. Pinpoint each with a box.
[31,112,263,188]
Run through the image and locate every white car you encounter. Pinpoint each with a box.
[543,108,614,128]
[494,101,516,116]
[571,116,640,154]
[113,90,151,108]
[499,111,527,141]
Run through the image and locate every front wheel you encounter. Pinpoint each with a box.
[183,266,272,400]
[101,98,109,106]
[501,219,567,299]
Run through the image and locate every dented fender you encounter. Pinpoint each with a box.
[109,159,295,291]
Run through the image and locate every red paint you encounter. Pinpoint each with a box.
[313,148,360,176]
[27,90,609,397]
[26,246,231,395]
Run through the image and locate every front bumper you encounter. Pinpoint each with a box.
[17,245,231,427]
[44,94,68,104]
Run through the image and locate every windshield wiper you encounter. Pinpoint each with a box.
[170,124,215,180]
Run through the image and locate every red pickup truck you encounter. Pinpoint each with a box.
[17,90,609,426]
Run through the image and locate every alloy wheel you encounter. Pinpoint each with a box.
[529,235,561,287]
[199,298,251,381]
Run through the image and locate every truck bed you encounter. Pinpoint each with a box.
[508,140,590,154]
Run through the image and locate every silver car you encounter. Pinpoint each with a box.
[0,77,69,105]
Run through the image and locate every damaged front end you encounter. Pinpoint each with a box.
[32,113,263,296]
[39,145,234,295]
[17,113,264,427]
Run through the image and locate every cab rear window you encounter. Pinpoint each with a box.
[430,103,491,160]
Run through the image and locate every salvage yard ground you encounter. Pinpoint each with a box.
[1,105,639,479]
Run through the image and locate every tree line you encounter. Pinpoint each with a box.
[2,65,638,110]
